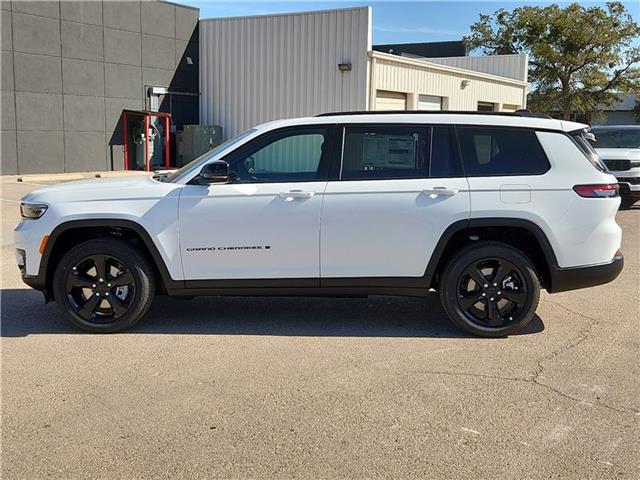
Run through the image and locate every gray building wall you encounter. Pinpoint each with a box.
[0,0,199,175]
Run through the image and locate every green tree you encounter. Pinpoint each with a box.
[464,2,640,121]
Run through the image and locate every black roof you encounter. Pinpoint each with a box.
[372,41,467,58]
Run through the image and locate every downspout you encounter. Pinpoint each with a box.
[367,51,376,111]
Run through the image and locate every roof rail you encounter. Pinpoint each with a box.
[315,109,552,119]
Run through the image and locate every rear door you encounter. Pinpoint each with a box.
[320,124,471,280]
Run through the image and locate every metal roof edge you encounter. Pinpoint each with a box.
[199,5,371,22]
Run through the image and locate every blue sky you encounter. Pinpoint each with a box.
[176,1,640,45]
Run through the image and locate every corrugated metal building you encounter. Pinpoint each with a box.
[200,7,371,137]
[200,6,530,138]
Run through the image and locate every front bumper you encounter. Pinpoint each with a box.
[548,253,624,293]
[15,248,47,291]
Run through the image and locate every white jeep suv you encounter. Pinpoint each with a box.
[15,112,624,337]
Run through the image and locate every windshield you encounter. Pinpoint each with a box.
[164,129,257,183]
[589,128,640,149]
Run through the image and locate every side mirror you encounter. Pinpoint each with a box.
[199,160,230,184]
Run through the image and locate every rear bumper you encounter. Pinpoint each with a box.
[548,254,624,293]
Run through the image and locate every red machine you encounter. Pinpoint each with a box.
[122,110,171,171]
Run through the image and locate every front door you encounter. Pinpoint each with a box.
[320,125,471,280]
[178,126,336,281]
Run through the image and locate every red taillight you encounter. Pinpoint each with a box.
[573,184,619,198]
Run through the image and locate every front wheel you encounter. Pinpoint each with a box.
[53,239,155,333]
[439,242,540,337]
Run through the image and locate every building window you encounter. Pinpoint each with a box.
[477,101,496,112]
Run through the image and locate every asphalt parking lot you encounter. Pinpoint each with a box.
[1,177,638,479]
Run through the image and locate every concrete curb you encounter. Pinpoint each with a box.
[0,170,175,183]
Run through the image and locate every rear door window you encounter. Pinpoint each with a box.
[457,127,550,176]
[339,125,463,180]
[341,126,428,180]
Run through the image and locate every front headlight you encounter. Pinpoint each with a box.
[20,203,48,219]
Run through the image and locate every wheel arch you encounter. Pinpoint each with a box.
[41,219,182,299]
[426,218,559,290]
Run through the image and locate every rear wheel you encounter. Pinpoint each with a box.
[439,242,540,337]
[53,239,155,333]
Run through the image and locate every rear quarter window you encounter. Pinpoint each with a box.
[457,127,550,176]
[572,131,607,172]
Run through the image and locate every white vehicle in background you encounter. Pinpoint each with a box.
[589,125,640,209]
[15,111,624,337]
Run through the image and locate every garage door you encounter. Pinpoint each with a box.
[502,104,519,112]
[375,90,407,111]
[418,95,442,111]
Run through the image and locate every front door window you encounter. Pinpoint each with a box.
[225,128,332,183]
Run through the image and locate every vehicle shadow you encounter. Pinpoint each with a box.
[0,289,544,338]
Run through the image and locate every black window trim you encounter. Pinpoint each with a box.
[429,124,464,179]
[453,125,551,178]
[335,123,464,182]
[215,124,340,184]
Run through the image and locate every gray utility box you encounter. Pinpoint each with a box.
[176,125,223,166]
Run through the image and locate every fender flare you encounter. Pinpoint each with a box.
[423,217,559,279]
[38,219,182,292]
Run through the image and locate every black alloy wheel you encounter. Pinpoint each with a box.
[439,242,540,337]
[53,239,155,333]
[457,258,527,328]
[66,254,136,322]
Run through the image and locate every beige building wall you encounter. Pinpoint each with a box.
[368,52,528,113]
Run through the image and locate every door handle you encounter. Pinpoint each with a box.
[422,187,459,197]
[279,190,315,201]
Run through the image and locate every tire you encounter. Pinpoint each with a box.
[439,241,540,337]
[52,239,155,333]
[620,197,637,210]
